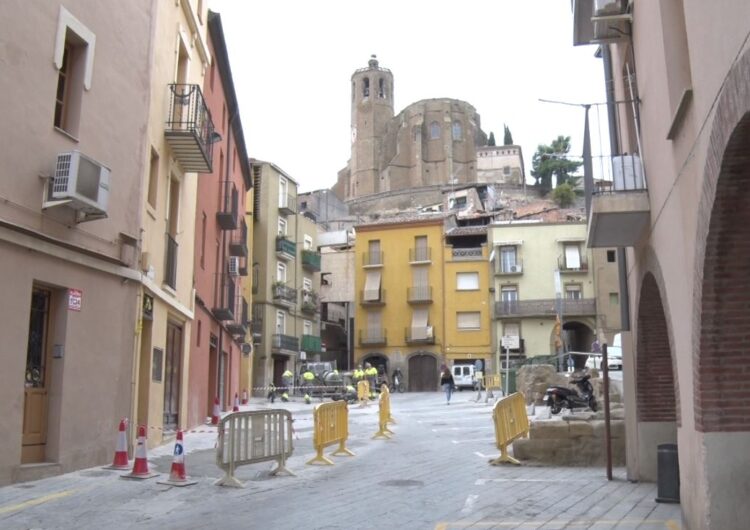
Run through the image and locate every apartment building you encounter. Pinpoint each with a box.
[0,1,152,484]
[573,1,750,527]
[186,11,252,429]
[250,161,321,391]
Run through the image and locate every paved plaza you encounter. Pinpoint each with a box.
[0,392,680,529]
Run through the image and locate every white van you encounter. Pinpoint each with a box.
[451,364,476,390]
[607,333,623,370]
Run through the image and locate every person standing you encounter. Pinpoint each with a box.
[440,367,455,405]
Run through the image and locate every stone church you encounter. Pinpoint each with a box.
[333,56,524,209]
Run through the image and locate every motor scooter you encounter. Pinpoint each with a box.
[544,373,597,414]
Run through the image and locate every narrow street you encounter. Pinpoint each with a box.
[0,393,680,529]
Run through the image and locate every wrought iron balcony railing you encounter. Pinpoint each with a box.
[363,251,384,267]
[217,181,239,230]
[276,237,296,260]
[360,289,386,306]
[164,84,215,173]
[272,283,297,307]
[557,255,589,272]
[496,259,523,275]
[409,247,432,263]
[494,298,596,318]
[164,233,178,289]
[227,297,248,336]
[359,329,387,346]
[407,285,433,304]
[278,194,296,215]
[405,327,435,344]
[229,218,248,257]
[212,274,237,321]
[271,333,299,353]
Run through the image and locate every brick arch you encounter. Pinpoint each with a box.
[636,273,677,424]
[695,112,750,432]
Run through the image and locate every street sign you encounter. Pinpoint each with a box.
[68,288,82,311]
[501,335,519,349]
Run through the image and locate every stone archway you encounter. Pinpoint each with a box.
[634,272,677,481]
[562,320,595,369]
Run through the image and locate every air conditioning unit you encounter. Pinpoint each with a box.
[50,151,110,216]
[228,256,240,276]
[593,0,623,17]
[510,264,522,273]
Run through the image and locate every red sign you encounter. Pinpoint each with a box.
[68,289,82,311]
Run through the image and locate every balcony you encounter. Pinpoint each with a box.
[359,329,387,346]
[588,155,650,247]
[227,297,248,336]
[301,249,321,271]
[452,247,483,261]
[272,283,297,308]
[271,333,299,354]
[360,289,386,306]
[405,327,435,345]
[494,298,596,319]
[251,318,262,339]
[407,285,433,304]
[300,290,320,315]
[164,84,215,173]
[229,219,248,257]
[557,255,589,273]
[276,236,296,261]
[409,247,432,263]
[362,251,384,268]
[212,274,237,321]
[216,181,239,230]
[164,233,178,290]
[496,259,523,276]
[278,194,296,215]
[301,334,322,354]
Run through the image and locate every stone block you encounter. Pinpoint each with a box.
[568,421,594,438]
[530,420,569,438]
[610,420,625,439]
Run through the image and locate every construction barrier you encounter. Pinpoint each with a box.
[357,380,370,407]
[483,374,502,391]
[489,392,530,466]
[215,409,295,488]
[372,384,395,439]
[306,400,355,465]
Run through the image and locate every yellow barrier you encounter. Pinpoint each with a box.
[306,400,355,465]
[357,380,370,407]
[489,392,529,466]
[483,374,502,391]
[372,384,395,439]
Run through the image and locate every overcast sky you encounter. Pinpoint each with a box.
[208,0,608,192]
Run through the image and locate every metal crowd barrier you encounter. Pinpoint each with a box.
[306,400,355,465]
[489,392,530,466]
[372,384,395,439]
[483,374,502,391]
[357,380,370,407]
[215,409,294,488]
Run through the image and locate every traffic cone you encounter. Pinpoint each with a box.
[157,430,197,487]
[104,418,129,470]
[232,392,240,412]
[211,396,220,425]
[241,389,248,405]
[121,425,158,479]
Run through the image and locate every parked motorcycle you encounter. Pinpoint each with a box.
[544,373,597,414]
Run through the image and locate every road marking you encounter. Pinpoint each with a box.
[0,489,77,515]
[460,494,478,514]
[473,451,491,459]
[435,519,679,529]
[451,437,494,444]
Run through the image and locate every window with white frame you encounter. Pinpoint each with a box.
[278,217,287,236]
[564,244,581,269]
[456,272,479,290]
[303,277,312,292]
[304,235,313,250]
[500,246,518,273]
[500,286,518,302]
[276,261,286,283]
[278,177,288,208]
[457,311,481,330]
[303,320,312,336]
[565,284,582,300]
[275,311,285,333]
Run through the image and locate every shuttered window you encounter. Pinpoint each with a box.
[457,311,481,330]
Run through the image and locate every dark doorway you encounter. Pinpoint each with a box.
[163,322,183,430]
[562,321,594,369]
[408,354,437,391]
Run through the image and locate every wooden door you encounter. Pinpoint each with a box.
[22,288,51,463]
[408,354,437,392]
[163,322,183,431]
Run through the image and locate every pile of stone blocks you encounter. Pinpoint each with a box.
[515,364,622,406]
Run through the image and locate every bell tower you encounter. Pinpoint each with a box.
[348,55,394,199]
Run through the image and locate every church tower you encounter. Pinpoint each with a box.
[348,55,394,200]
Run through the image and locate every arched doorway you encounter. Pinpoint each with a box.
[408,352,437,391]
[635,272,676,481]
[362,353,388,380]
[562,320,594,369]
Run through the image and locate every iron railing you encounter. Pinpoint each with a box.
[278,194,296,215]
[271,333,299,353]
[276,237,296,259]
[164,233,178,289]
[301,290,320,314]
[363,251,384,267]
[494,298,596,318]
[407,285,433,303]
[301,250,321,271]
[164,84,215,173]
[217,181,239,230]
[213,274,237,321]
[227,297,248,336]
[409,247,431,262]
[452,247,483,260]
[359,329,387,346]
[496,258,524,275]
[405,328,435,344]
[272,283,297,307]
[360,289,386,305]
[229,219,248,257]
[557,255,589,272]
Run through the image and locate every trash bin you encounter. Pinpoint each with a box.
[656,443,680,503]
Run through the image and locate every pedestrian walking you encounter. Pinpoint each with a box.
[440,367,455,405]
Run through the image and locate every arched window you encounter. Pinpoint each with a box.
[363,77,370,98]
[378,78,385,98]
[452,121,462,141]
[430,121,440,139]
[413,126,420,142]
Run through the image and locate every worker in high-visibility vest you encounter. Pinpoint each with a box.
[302,369,315,401]
[364,363,378,399]
[282,369,294,395]
[352,365,364,381]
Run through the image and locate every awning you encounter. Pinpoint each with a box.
[411,308,429,340]
[555,237,586,243]
[364,270,381,301]
[494,240,524,246]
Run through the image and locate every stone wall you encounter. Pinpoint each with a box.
[515,364,622,407]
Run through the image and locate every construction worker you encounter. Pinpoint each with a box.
[280,391,289,402]
[365,362,378,399]
[282,369,294,395]
[302,368,315,398]
[353,364,364,381]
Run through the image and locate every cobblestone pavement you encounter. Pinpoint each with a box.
[0,392,681,529]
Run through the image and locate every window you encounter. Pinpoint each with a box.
[303,277,312,292]
[609,292,619,305]
[304,235,313,250]
[366,311,382,339]
[500,246,517,273]
[276,311,285,334]
[278,218,287,236]
[53,7,95,136]
[503,166,511,176]
[430,121,441,140]
[276,261,286,283]
[452,121,462,141]
[200,212,207,269]
[413,235,429,262]
[378,78,385,98]
[147,148,159,208]
[413,126,420,142]
[504,323,520,338]
[167,176,180,236]
[367,239,382,265]
[564,244,581,269]
[411,308,429,340]
[303,320,312,336]
[412,266,428,287]
[278,178,288,208]
[456,272,479,290]
[500,286,518,302]
[363,77,370,97]
[457,311,481,330]
[565,284,582,300]
[607,250,616,263]
[363,270,382,301]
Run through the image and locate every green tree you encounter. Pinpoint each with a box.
[551,183,576,208]
[487,131,496,147]
[530,135,582,194]
[503,124,513,145]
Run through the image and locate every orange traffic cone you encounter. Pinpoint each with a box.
[211,396,220,425]
[104,418,129,470]
[232,392,240,412]
[241,389,248,405]
[157,430,197,487]
[121,425,158,479]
